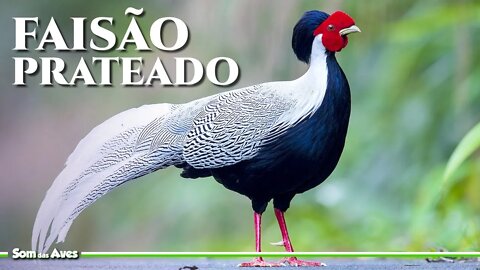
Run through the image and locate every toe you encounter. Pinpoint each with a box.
[281,257,326,267]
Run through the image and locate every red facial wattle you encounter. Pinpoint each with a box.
[313,11,359,52]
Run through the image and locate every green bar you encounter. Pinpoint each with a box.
[1,251,478,259]
[80,253,480,259]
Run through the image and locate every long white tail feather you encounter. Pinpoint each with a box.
[31,81,312,252]
[32,103,176,253]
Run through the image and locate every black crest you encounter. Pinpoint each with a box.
[292,10,330,64]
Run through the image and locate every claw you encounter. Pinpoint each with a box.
[280,257,326,267]
[270,240,285,246]
[238,257,285,267]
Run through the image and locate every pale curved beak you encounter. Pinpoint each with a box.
[339,25,361,36]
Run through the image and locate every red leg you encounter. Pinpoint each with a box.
[238,212,283,267]
[274,208,326,267]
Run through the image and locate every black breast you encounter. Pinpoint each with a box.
[184,53,351,212]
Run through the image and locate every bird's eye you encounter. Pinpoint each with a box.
[327,24,334,31]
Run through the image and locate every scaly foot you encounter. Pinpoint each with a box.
[280,257,326,267]
[238,257,284,267]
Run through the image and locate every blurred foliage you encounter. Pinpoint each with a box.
[445,122,480,182]
[0,0,479,253]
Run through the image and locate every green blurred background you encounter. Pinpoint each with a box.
[1,0,479,252]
